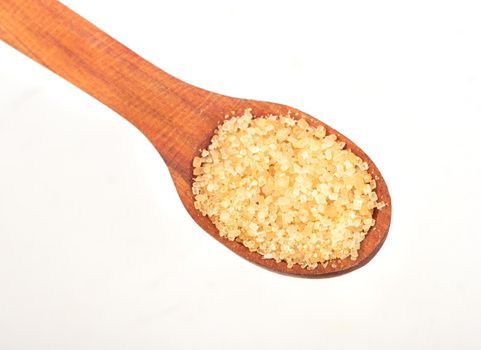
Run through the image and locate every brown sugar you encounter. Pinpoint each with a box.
[192,109,384,269]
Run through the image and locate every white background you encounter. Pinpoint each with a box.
[1,0,480,349]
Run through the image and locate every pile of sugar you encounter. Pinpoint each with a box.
[192,110,384,269]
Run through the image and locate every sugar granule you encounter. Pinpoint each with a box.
[192,109,384,270]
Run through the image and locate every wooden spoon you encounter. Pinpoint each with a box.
[0,0,391,277]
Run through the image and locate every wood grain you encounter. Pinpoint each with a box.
[0,0,391,277]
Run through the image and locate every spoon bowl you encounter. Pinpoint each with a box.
[171,99,391,277]
[0,0,391,277]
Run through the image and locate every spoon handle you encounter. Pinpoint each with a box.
[0,0,210,158]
